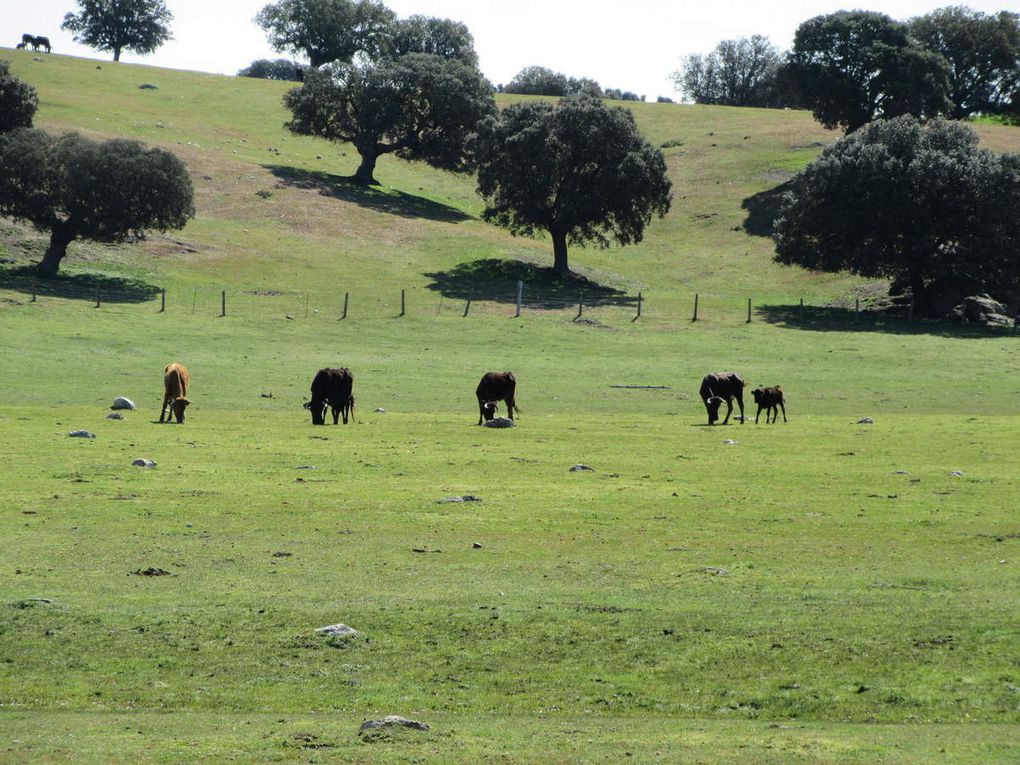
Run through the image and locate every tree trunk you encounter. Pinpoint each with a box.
[353,147,379,185]
[910,269,929,317]
[37,223,76,277]
[551,229,570,276]
[113,47,121,62]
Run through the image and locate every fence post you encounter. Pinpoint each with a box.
[221,290,226,317]
[515,280,523,318]
[798,297,804,322]
[463,299,471,318]
[635,291,642,321]
[855,297,860,322]
[95,283,101,309]
[31,279,37,302]
[399,289,405,317]
[746,298,752,323]
[692,293,699,322]
[907,299,914,323]
[160,288,166,313]
[341,292,349,320]
[304,292,309,319]
[575,292,583,320]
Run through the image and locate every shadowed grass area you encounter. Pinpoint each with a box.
[265,164,473,223]
[0,263,162,303]
[423,258,635,307]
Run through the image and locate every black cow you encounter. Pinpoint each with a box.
[16,42,26,50]
[305,368,354,425]
[476,371,520,424]
[699,372,746,425]
[21,33,34,48]
[752,386,787,424]
[33,36,51,53]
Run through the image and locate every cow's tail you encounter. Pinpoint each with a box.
[511,401,521,417]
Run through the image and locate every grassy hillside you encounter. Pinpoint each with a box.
[1,50,1019,763]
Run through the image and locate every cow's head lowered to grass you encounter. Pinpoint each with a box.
[169,397,191,423]
[704,395,725,425]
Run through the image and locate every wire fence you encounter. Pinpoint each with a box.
[2,274,1017,331]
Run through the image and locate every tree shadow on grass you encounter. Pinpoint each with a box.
[265,165,472,223]
[0,264,161,303]
[758,303,1013,338]
[423,258,635,309]
[741,180,794,237]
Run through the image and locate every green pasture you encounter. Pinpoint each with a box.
[1,50,1019,762]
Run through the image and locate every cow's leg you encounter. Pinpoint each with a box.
[755,404,762,424]
[477,397,485,426]
[779,401,787,423]
[331,402,340,424]
[506,397,515,420]
[159,396,169,422]
[736,393,745,424]
[722,398,733,424]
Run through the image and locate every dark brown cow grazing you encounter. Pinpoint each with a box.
[306,368,354,425]
[476,371,520,424]
[699,372,745,425]
[33,36,51,53]
[752,386,787,424]
[160,363,191,423]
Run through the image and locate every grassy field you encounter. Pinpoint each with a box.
[1,49,1019,763]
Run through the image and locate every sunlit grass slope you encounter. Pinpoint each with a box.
[1,48,1019,764]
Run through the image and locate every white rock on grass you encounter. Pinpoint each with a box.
[68,430,95,438]
[106,412,125,420]
[132,458,157,468]
[857,417,874,424]
[437,495,482,503]
[570,464,594,472]
[317,623,358,639]
[111,397,136,410]
[359,716,429,732]
[481,416,514,428]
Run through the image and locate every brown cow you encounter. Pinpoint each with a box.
[160,363,191,423]
[752,386,787,424]
[476,371,520,424]
[699,372,745,425]
[305,368,354,425]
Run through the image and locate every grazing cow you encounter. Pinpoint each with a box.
[305,367,354,425]
[21,33,34,48]
[699,372,746,425]
[16,42,26,50]
[752,386,787,424]
[160,363,191,423]
[33,36,51,53]
[476,371,520,425]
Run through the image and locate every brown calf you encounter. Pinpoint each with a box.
[160,363,191,423]
[752,385,787,424]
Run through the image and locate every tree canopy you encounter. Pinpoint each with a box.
[0,61,38,133]
[283,53,495,184]
[474,97,672,276]
[0,129,194,276]
[386,14,478,66]
[255,0,396,68]
[773,116,1020,315]
[61,0,173,62]
[783,10,951,132]
[237,58,307,81]
[673,35,784,107]
[909,7,1020,120]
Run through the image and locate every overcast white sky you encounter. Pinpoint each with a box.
[3,1,1014,100]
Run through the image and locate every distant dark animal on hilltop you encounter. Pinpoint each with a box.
[305,368,354,425]
[699,372,745,425]
[752,386,787,424]
[21,33,35,48]
[33,36,51,54]
[160,363,191,424]
[476,371,520,424]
